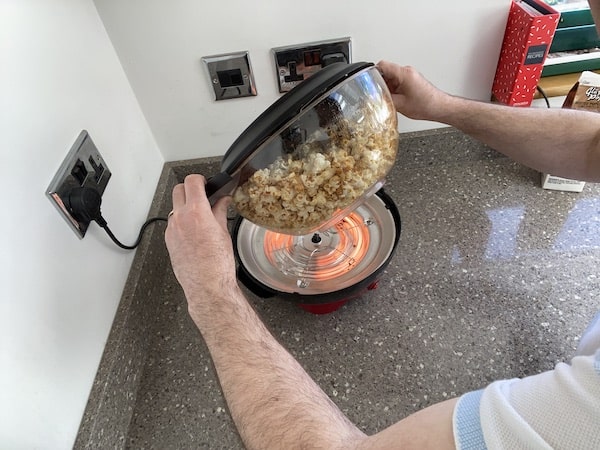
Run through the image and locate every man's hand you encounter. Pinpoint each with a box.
[164,174,237,321]
[376,61,451,122]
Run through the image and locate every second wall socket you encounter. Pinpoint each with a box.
[202,51,257,101]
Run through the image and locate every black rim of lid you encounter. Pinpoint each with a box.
[220,61,374,173]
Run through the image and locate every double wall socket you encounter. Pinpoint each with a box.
[46,130,111,238]
[272,37,352,92]
[202,51,257,101]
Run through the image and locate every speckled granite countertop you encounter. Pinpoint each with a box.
[75,128,600,449]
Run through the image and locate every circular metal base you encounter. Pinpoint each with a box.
[233,190,401,299]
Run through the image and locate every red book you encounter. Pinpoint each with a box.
[492,0,560,107]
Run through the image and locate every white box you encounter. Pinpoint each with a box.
[541,173,585,192]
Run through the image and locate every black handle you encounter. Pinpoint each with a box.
[205,172,237,206]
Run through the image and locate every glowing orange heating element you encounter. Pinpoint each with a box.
[263,211,372,284]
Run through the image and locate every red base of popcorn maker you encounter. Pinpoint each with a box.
[204,62,401,313]
[232,188,401,314]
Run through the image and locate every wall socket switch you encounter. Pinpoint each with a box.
[272,37,352,93]
[46,130,111,238]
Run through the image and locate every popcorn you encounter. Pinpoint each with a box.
[233,117,398,233]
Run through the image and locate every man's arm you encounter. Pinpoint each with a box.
[439,95,600,182]
[377,62,600,182]
[190,283,458,450]
[165,175,458,450]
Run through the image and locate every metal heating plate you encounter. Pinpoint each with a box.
[235,193,397,295]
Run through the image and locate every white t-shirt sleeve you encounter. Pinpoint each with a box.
[454,351,600,449]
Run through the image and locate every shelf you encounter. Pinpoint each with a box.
[534,69,600,98]
[542,50,600,76]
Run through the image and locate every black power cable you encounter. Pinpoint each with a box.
[536,85,551,108]
[66,186,167,250]
[101,217,167,250]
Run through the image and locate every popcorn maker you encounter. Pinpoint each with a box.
[205,62,402,313]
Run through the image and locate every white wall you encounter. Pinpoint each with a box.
[94,0,511,162]
[0,1,164,448]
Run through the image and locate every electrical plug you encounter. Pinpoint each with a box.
[64,186,167,250]
[65,186,107,227]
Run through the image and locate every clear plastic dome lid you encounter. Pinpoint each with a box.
[210,62,399,235]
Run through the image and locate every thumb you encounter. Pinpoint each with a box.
[212,195,232,229]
